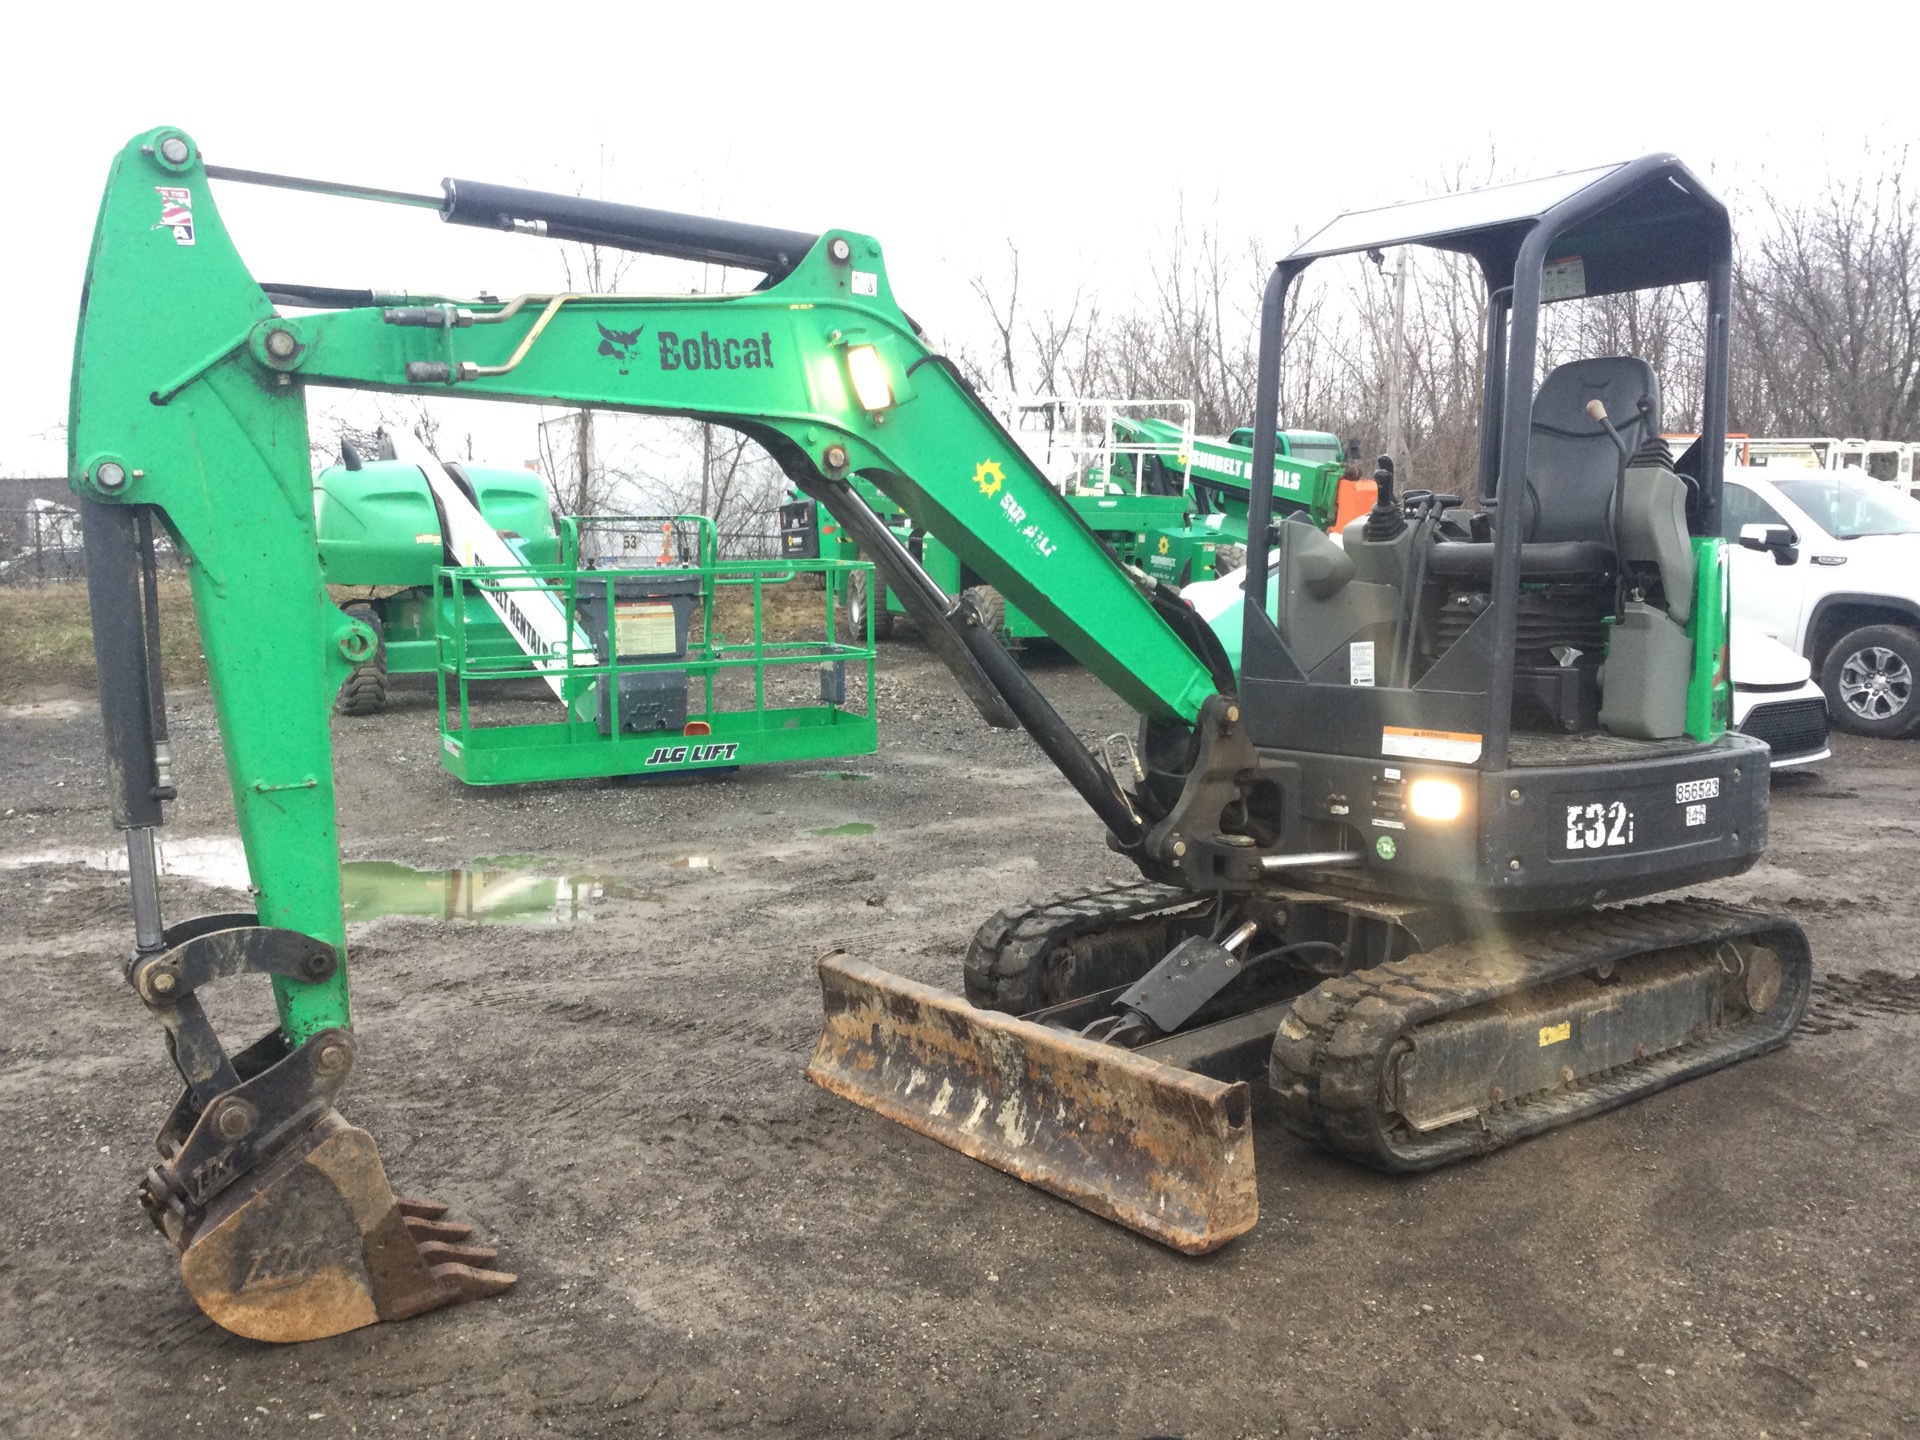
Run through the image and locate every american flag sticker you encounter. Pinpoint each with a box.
[155,187,195,246]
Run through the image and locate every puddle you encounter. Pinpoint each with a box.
[0,836,626,925]
[811,822,876,837]
[342,860,618,924]
[806,771,873,782]
[1,836,256,892]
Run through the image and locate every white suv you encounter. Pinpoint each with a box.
[1724,466,1920,736]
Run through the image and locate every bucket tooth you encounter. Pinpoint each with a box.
[173,1110,514,1342]
[414,1240,501,1268]
[403,1215,476,1244]
[807,950,1258,1254]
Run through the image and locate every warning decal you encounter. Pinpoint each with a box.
[155,187,195,246]
[1382,726,1482,765]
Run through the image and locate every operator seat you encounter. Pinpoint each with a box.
[1426,356,1661,580]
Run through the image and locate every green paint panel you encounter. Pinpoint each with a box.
[441,708,879,785]
[1686,536,1731,742]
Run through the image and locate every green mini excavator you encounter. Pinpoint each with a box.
[71,130,1806,1341]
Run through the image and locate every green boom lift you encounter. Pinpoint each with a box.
[313,448,561,713]
[316,442,879,784]
[73,131,1808,1342]
[786,395,1219,640]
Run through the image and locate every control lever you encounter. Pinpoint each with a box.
[1402,490,1465,522]
[1363,455,1406,541]
[1586,398,1632,614]
[1586,398,1633,460]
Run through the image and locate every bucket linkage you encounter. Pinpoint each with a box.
[131,916,513,1343]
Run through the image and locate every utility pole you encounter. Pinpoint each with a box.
[1371,247,1409,478]
[700,422,713,517]
[573,408,594,516]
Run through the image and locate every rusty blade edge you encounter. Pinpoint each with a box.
[807,952,1258,1255]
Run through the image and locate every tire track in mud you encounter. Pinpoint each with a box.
[1801,970,1920,1035]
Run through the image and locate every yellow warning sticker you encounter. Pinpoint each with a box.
[1382,725,1483,764]
[1538,1021,1572,1047]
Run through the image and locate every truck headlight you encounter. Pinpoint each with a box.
[1408,777,1464,821]
[846,345,892,411]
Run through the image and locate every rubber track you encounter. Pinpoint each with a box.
[1269,899,1813,1173]
[963,882,1210,1013]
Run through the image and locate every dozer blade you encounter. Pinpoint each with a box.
[168,1110,514,1343]
[808,951,1257,1254]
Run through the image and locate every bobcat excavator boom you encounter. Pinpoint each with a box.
[72,128,1240,1339]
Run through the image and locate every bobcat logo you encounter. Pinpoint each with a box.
[596,321,646,375]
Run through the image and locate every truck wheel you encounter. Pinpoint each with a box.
[961,585,1005,636]
[838,568,895,642]
[334,602,389,717]
[1213,543,1247,577]
[1820,624,1920,737]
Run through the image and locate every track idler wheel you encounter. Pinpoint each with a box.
[158,1109,514,1343]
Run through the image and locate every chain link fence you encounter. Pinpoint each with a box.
[713,529,784,560]
[0,507,88,585]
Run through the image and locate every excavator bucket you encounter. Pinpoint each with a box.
[162,1111,514,1343]
[807,952,1257,1254]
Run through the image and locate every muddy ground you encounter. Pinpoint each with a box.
[2,645,1918,1439]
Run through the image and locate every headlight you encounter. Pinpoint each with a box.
[846,345,892,411]
[1407,777,1464,821]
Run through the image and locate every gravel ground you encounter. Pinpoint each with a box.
[2,645,1917,1439]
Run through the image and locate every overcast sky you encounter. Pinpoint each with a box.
[6,0,1911,479]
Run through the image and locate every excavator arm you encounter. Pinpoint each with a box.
[71,128,1229,1339]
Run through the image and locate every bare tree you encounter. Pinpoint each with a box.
[308,394,443,475]
[947,147,1920,513]
[538,238,640,517]
[1733,149,1920,437]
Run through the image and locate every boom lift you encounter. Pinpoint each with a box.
[72,131,1806,1341]
[318,442,879,782]
[788,394,1219,637]
[315,447,562,715]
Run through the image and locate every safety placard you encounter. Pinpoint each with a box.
[1382,726,1482,765]
[614,601,678,656]
[1542,255,1586,301]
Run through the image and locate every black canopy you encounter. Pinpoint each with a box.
[1286,155,1729,297]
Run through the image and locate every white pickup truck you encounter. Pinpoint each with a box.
[1724,466,1920,737]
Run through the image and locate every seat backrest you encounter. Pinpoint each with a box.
[1519,357,1661,544]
